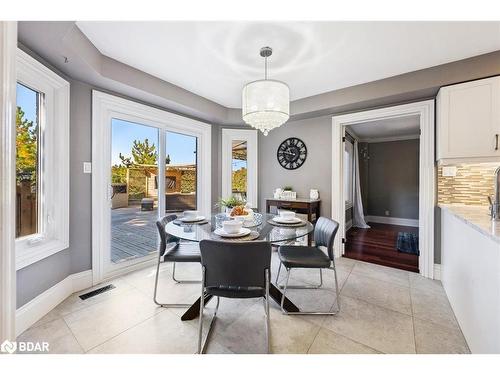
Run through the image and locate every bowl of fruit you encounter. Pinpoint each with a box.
[229,205,254,221]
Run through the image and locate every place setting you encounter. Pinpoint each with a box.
[173,210,209,226]
[267,210,307,227]
[211,217,260,241]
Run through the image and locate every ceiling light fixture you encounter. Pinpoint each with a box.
[242,47,290,136]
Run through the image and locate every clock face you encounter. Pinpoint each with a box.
[277,137,307,170]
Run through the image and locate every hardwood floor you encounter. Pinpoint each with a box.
[344,222,419,273]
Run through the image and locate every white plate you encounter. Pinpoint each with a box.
[272,216,303,224]
[214,227,251,238]
[179,216,206,223]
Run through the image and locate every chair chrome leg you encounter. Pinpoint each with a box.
[277,267,323,289]
[332,263,341,312]
[153,254,191,308]
[197,267,206,354]
[280,265,340,316]
[275,262,282,284]
[264,269,271,354]
[198,267,221,354]
[280,268,291,314]
[172,262,201,284]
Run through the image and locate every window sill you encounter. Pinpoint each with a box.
[16,237,69,270]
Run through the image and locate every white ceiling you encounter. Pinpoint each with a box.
[76,21,500,108]
[347,115,420,141]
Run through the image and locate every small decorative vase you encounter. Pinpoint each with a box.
[310,189,319,200]
[274,188,283,199]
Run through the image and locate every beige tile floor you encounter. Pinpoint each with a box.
[17,253,470,354]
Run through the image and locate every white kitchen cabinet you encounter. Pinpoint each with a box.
[437,76,500,163]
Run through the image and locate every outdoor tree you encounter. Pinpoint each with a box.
[16,106,37,183]
[232,167,247,193]
[131,139,157,165]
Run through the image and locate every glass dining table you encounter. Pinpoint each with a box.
[164,212,315,320]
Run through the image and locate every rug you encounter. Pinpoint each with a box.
[396,232,419,255]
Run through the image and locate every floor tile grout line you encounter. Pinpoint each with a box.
[408,275,418,354]
[61,317,86,354]
[319,293,416,353]
[82,307,170,353]
[305,322,323,354]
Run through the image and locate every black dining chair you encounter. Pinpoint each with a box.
[197,240,272,354]
[275,216,341,315]
[153,215,201,308]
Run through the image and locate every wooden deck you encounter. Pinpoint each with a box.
[111,206,159,263]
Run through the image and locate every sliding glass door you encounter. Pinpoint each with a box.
[110,119,159,264]
[92,90,211,283]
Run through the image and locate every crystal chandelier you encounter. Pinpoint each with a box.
[242,47,290,136]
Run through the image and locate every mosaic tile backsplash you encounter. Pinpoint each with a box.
[438,163,500,206]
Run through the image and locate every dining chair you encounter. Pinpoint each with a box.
[153,214,201,308]
[197,240,272,354]
[275,216,341,315]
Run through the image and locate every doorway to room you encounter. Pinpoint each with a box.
[342,119,420,273]
[331,100,435,279]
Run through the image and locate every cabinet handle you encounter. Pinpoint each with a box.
[496,134,499,151]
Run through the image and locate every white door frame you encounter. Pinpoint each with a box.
[331,100,436,279]
[92,91,212,284]
[221,128,258,208]
[0,21,17,342]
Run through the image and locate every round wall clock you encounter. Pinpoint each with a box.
[277,137,307,170]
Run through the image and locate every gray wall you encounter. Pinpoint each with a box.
[258,116,332,217]
[361,140,420,220]
[16,81,93,307]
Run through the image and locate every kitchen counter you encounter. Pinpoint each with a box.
[439,204,500,245]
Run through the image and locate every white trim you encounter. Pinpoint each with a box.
[0,21,17,342]
[345,219,353,231]
[221,128,258,208]
[15,48,70,270]
[365,215,419,228]
[16,270,93,336]
[359,134,420,143]
[433,264,441,281]
[92,90,211,284]
[332,100,435,279]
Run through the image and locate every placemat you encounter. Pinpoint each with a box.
[173,219,209,226]
[209,230,260,241]
[267,219,307,228]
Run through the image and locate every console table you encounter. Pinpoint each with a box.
[265,198,321,245]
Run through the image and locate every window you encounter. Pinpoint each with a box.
[221,129,258,208]
[231,140,247,201]
[15,49,70,270]
[344,139,354,208]
[16,83,40,238]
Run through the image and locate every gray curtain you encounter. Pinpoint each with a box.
[352,140,370,228]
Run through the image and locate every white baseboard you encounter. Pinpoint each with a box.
[433,264,441,281]
[365,215,419,227]
[345,219,353,231]
[16,270,92,336]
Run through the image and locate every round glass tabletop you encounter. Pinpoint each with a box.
[164,213,314,243]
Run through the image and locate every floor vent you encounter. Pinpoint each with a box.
[79,284,116,300]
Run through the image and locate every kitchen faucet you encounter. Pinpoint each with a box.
[490,166,500,220]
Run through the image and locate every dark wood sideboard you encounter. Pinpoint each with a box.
[265,198,321,245]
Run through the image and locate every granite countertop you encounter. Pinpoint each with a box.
[439,204,500,245]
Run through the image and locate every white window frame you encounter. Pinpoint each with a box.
[15,49,70,270]
[92,90,211,283]
[221,128,258,208]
